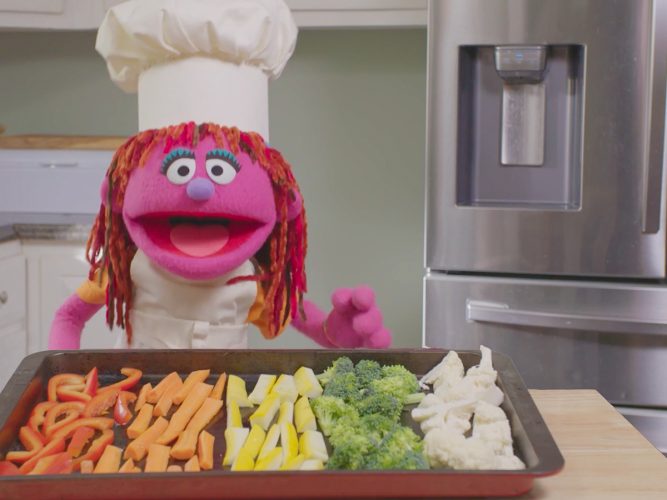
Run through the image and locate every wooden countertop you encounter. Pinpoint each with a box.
[519,390,667,500]
[0,135,126,150]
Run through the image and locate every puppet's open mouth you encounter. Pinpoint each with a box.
[137,213,263,258]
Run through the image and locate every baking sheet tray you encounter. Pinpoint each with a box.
[0,349,563,499]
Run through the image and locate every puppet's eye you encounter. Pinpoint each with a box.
[165,157,196,185]
[205,158,238,185]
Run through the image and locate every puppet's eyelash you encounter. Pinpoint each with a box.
[161,148,195,173]
[206,149,240,171]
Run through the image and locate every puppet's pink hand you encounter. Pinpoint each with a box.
[325,286,391,349]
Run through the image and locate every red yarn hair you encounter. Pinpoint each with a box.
[86,122,307,344]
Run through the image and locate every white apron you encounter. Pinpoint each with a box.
[116,251,257,349]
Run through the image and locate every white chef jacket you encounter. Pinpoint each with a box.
[115,250,258,349]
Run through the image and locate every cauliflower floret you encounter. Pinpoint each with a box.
[416,393,441,409]
[419,351,464,390]
[472,417,512,455]
[420,413,447,434]
[415,346,526,471]
[424,428,497,469]
[412,398,475,434]
[473,401,524,467]
[494,454,526,470]
[434,346,503,406]
[443,399,475,434]
[473,400,507,425]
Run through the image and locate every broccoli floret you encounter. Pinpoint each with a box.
[311,395,359,437]
[363,426,428,470]
[358,413,399,442]
[354,359,382,390]
[317,356,354,385]
[328,414,363,448]
[326,432,373,470]
[354,390,402,422]
[323,371,361,404]
[316,361,428,472]
[370,364,422,404]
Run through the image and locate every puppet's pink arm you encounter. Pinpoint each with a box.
[291,287,392,349]
[48,294,103,350]
[290,299,337,348]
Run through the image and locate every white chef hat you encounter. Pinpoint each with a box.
[96,0,298,138]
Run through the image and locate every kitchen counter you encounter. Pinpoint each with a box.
[0,135,125,150]
[0,213,94,244]
[519,390,667,499]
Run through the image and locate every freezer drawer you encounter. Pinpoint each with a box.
[423,273,667,408]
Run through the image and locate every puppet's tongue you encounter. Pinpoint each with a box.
[170,223,229,257]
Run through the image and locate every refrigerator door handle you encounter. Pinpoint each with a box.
[466,300,667,336]
[642,0,667,234]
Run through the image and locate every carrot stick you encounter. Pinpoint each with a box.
[124,417,169,461]
[172,369,210,405]
[145,443,171,473]
[210,373,227,400]
[170,429,199,460]
[167,465,183,472]
[146,372,182,404]
[93,445,122,473]
[156,383,212,445]
[118,458,135,473]
[184,455,200,472]
[79,460,94,473]
[198,430,214,470]
[127,403,154,439]
[135,383,152,412]
[186,398,223,434]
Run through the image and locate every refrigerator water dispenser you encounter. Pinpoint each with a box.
[456,45,584,209]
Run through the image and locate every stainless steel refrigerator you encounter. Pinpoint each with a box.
[424,0,667,452]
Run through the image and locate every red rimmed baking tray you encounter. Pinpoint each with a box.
[0,349,563,499]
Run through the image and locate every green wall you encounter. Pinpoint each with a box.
[0,29,428,348]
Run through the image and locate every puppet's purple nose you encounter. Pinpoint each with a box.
[186,178,215,201]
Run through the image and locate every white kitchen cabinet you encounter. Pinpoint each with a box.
[0,0,427,30]
[0,0,97,30]
[286,0,427,27]
[0,321,27,391]
[0,240,26,391]
[22,241,118,354]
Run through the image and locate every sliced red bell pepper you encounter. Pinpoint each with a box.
[43,402,85,439]
[72,429,114,470]
[20,424,46,448]
[27,401,57,435]
[83,367,99,397]
[114,391,137,426]
[0,461,20,475]
[66,426,95,458]
[47,374,85,402]
[27,452,73,475]
[82,387,120,418]
[5,426,45,463]
[100,368,142,392]
[18,437,66,474]
[55,386,92,403]
[49,417,114,442]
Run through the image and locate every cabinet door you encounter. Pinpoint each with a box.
[39,252,118,351]
[0,320,27,392]
[0,254,26,327]
[0,0,96,29]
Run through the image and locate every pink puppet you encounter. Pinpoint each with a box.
[48,0,390,350]
[48,123,391,350]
